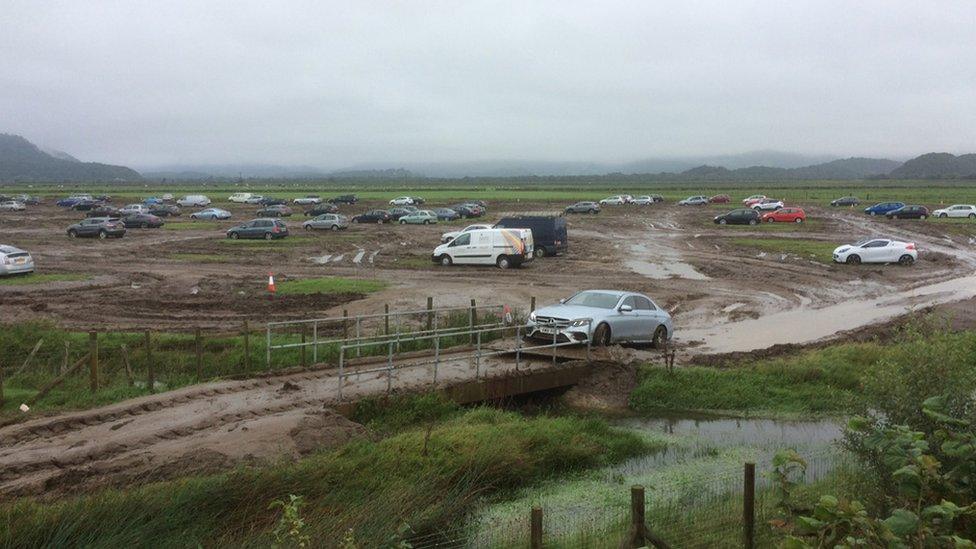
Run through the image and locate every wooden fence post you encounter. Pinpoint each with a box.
[242,320,251,372]
[530,296,536,313]
[744,462,756,549]
[469,298,477,344]
[11,339,44,379]
[60,341,70,375]
[384,303,390,335]
[342,309,349,340]
[195,328,203,381]
[120,344,134,386]
[300,326,307,368]
[145,330,155,393]
[89,331,98,393]
[426,297,433,332]
[530,506,543,549]
[28,353,91,406]
[0,357,5,406]
[631,485,646,547]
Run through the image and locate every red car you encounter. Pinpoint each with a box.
[762,207,806,223]
[709,194,731,204]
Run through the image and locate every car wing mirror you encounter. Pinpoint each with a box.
[558,298,566,304]
[619,305,633,312]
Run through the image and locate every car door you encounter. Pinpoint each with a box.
[861,240,890,262]
[632,296,661,340]
[447,232,473,263]
[613,296,642,340]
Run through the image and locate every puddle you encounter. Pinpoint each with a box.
[683,272,976,353]
[626,243,710,281]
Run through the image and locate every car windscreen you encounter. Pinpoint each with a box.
[565,292,621,309]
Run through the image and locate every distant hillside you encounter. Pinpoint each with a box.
[888,153,976,179]
[326,168,420,179]
[674,157,901,180]
[0,134,140,182]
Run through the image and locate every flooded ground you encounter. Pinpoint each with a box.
[466,413,844,547]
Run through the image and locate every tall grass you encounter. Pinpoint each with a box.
[0,408,651,548]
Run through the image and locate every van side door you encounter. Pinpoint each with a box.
[448,232,473,264]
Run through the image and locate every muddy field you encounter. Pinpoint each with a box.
[2,196,975,350]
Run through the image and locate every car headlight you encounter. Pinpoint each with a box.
[569,319,590,327]
[529,311,536,321]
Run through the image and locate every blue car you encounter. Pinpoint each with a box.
[143,197,164,205]
[864,202,905,216]
[433,207,460,221]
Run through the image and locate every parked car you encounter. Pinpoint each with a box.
[833,238,917,266]
[433,207,460,221]
[565,201,601,214]
[387,207,415,220]
[243,195,266,204]
[399,210,438,224]
[830,196,860,207]
[70,199,102,211]
[57,195,93,208]
[885,205,930,220]
[451,204,483,218]
[630,196,656,206]
[256,204,294,217]
[431,228,533,269]
[303,214,349,231]
[93,195,112,203]
[410,196,426,205]
[526,289,673,347]
[864,202,905,216]
[293,195,322,205]
[762,207,806,223]
[599,195,629,206]
[932,204,976,219]
[66,218,126,239]
[714,209,761,225]
[121,213,164,228]
[190,208,232,220]
[442,223,493,243]
[678,196,709,206]
[119,203,150,215]
[352,210,392,224]
[495,216,568,258]
[742,195,767,205]
[11,194,40,205]
[709,194,732,204]
[0,201,26,211]
[226,218,289,240]
[87,205,121,218]
[329,194,358,204]
[228,192,253,203]
[177,195,211,207]
[143,197,164,205]
[304,203,339,216]
[0,244,34,276]
[389,196,416,206]
[149,204,181,217]
[752,199,784,211]
[161,193,174,201]
[258,197,287,206]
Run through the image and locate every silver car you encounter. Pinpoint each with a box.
[0,245,35,276]
[526,289,673,347]
[303,214,349,231]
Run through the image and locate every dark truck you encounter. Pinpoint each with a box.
[494,216,567,258]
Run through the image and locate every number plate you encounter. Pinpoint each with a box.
[15,258,25,264]
[539,327,557,335]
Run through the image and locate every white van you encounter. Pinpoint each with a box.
[431,228,533,269]
[228,192,253,203]
[177,195,212,207]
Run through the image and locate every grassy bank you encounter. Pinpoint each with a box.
[728,237,837,263]
[0,273,91,286]
[275,276,388,295]
[631,327,976,417]
[0,408,652,547]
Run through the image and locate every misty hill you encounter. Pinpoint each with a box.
[326,168,419,179]
[0,134,140,182]
[659,157,901,180]
[888,153,976,179]
[142,164,328,180]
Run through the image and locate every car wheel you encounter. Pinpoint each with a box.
[969,213,976,219]
[870,211,876,216]
[230,232,239,240]
[920,215,927,220]
[718,219,727,225]
[589,209,597,214]
[899,254,915,266]
[264,232,273,240]
[400,219,406,224]
[846,254,861,265]
[593,323,611,346]
[377,219,383,225]
[496,256,511,269]
[331,225,339,231]
[141,223,148,229]
[98,230,107,240]
[748,219,757,225]
[440,255,452,266]
[424,219,430,224]
[652,325,668,349]
[766,218,774,223]
[535,247,547,259]
[795,218,803,223]
[304,225,312,231]
[940,213,948,218]
[68,229,78,238]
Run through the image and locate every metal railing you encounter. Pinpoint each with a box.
[264,303,508,369]
[335,318,593,400]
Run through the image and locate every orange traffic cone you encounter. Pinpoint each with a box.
[267,271,276,294]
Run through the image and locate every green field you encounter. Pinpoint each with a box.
[727,237,837,263]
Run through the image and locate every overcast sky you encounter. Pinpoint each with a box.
[2,1,975,168]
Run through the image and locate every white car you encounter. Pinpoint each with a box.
[678,196,709,206]
[390,196,415,206]
[932,204,976,219]
[228,193,253,203]
[190,208,232,220]
[631,196,655,206]
[743,194,767,204]
[432,228,533,269]
[243,195,265,204]
[599,195,629,205]
[441,223,493,243]
[119,203,149,215]
[161,193,174,201]
[177,195,211,207]
[752,199,784,211]
[0,244,34,275]
[0,201,26,211]
[293,195,322,205]
[833,238,917,266]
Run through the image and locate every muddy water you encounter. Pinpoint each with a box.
[682,271,976,353]
[626,241,710,280]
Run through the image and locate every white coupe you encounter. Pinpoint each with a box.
[833,238,917,266]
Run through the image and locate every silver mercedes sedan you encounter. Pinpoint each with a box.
[303,214,349,231]
[526,289,673,347]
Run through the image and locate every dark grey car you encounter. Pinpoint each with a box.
[226,218,289,240]
[565,201,601,214]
